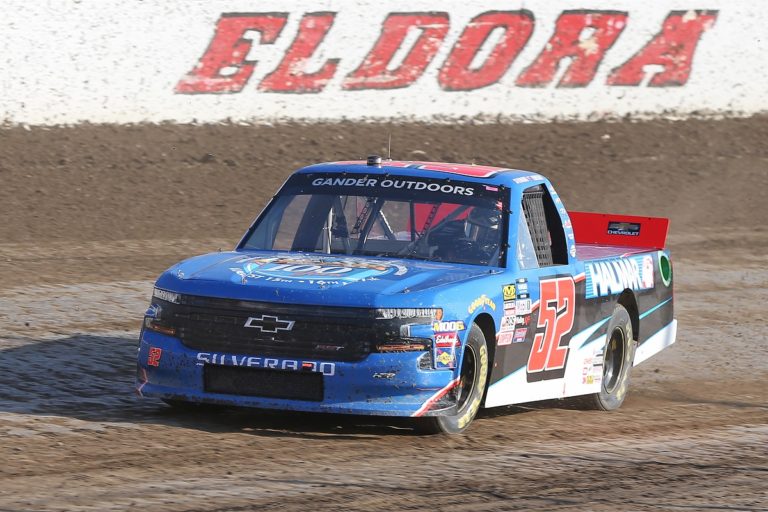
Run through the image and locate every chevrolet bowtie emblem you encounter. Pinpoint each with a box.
[243,315,295,333]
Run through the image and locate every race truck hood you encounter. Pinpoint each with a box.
[154,250,496,307]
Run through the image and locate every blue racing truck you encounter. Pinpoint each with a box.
[136,157,676,433]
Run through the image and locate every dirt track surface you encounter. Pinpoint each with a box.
[1,119,767,511]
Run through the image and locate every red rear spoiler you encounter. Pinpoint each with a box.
[568,211,669,250]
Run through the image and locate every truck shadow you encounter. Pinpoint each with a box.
[0,334,531,438]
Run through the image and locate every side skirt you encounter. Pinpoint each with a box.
[634,319,678,366]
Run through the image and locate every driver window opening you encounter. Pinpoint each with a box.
[520,185,568,267]
[516,210,539,269]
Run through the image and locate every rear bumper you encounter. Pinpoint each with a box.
[135,330,459,417]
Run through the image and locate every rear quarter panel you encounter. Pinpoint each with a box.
[483,248,674,408]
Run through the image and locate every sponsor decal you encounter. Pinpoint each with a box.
[497,331,514,346]
[581,352,604,385]
[147,347,162,367]
[434,331,459,347]
[608,221,641,236]
[467,294,497,314]
[243,315,295,333]
[435,348,457,369]
[515,278,529,296]
[196,353,336,376]
[502,284,516,301]
[311,176,474,196]
[503,300,516,313]
[434,332,459,369]
[432,320,465,332]
[527,276,576,376]
[585,254,655,299]
[177,11,717,95]
[570,245,577,258]
[515,298,532,315]
[513,328,528,344]
[230,255,406,285]
[500,315,517,333]
[516,314,531,327]
[513,175,544,184]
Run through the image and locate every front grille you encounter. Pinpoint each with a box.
[204,365,324,401]
[161,295,381,361]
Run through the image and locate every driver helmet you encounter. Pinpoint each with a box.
[465,206,501,242]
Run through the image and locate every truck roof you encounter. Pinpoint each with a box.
[296,159,543,185]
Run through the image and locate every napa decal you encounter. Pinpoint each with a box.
[433,331,459,369]
[230,255,407,284]
[585,254,655,299]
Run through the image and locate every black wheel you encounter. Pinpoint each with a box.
[581,304,635,411]
[413,323,489,434]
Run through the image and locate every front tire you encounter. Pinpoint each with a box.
[582,304,635,410]
[414,323,489,434]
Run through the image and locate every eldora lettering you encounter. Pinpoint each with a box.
[178,11,718,94]
[311,176,474,196]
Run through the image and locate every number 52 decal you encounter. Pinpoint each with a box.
[527,276,576,374]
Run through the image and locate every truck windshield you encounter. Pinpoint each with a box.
[241,173,507,267]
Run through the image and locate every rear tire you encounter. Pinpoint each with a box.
[581,304,635,410]
[413,324,489,434]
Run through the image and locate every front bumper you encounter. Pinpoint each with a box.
[136,330,460,417]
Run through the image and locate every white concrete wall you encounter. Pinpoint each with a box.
[0,1,765,125]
